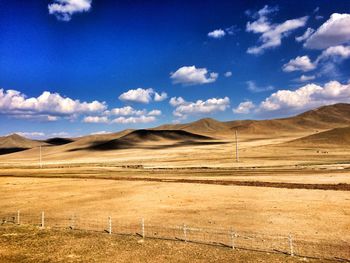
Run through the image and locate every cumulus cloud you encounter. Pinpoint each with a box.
[118,88,167,104]
[282,56,316,72]
[258,80,350,114]
[83,116,109,124]
[246,81,274,93]
[0,89,106,121]
[284,45,350,75]
[246,5,308,54]
[298,75,316,82]
[148,110,162,116]
[170,96,230,119]
[154,92,168,102]
[118,88,154,104]
[169,97,186,107]
[316,45,350,62]
[233,101,255,114]
[295,28,315,42]
[84,105,161,124]
[107,106,145,116]
[170,66,218,86]
[208,29,226,39]
[224,71,232,77]
[111,116,156,124]
[48,0,92,21]
[304,13,350,49]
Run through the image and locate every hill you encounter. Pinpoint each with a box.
[285,126,350,147]
[0,134,44,155]
[154,103,350,137]
[86,130,214,151]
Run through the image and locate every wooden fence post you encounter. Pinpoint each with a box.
[17,210,20,225]
[231,230,236,250]
[108,216,112,235]
[41,211,45,228]
[183,224,187,242]
[289,234,294,256]
[141,218,145,239]
[70,214,75,230]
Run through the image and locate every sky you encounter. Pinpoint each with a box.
[1,0,350,139]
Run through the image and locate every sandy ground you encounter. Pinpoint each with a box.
[0,225,322,263]
[0,132,349,261]
[1,176,349,242]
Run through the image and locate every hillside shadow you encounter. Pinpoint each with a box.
[68,140,229,152]
[0,148,28,155]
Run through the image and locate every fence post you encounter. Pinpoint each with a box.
[183,224,187,242]
[288,234,294,256]
[70,214,75,230]
[231,230,235,250]
[17,210,20,225]
[108,216,112,235]
[41,211,45,228]
[141,218,145,239]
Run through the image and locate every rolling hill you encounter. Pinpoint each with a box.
[0,134,45,155]
[285,126,350,147]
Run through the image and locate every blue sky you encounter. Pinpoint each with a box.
[1,0,350,138]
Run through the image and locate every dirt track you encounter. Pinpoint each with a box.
[1,174,350,191]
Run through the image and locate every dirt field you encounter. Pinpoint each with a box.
[0,124,350,262]
[0,225,324,263]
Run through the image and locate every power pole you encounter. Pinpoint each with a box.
[39,145,42,169]
[235,130,239,162]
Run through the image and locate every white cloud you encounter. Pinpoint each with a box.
[304,13,350,49]
[0,89,106,121]
[169,97,186,107]
[170,66,218,86]
[108,106,145,116]
[224,71,232,77]
[246,81,274,93]
[282,56,316,72]
[48,0,92,21]
[118,88,154,104]
[233,101,255,114]
[111,116,156,124]
[208,29,226,39]
[246,5,308,54]
[170,97,230,119]
[83,116,109,123]
[295,28,315,42]
[316,45,350,62]
[298,75,316,82]
[148,110,162,116]
[154,92,168,102]
[258,80,350,114]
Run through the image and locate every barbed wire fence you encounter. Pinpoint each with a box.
[1,211,349,262]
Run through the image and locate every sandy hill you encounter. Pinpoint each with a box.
[0,134,44,155]
[86,130,214,151]
[154,103,350,138]
[285,126,350,147]
[153,118,233,138]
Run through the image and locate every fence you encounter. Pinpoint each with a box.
[1,211,349,262]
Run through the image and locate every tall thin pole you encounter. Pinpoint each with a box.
[235,130,239,162]
[39,145,42,169]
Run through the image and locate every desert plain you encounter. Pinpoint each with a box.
[1,103,350,262]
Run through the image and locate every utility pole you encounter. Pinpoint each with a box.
[235,130,239,162]
[39,145,42,169]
